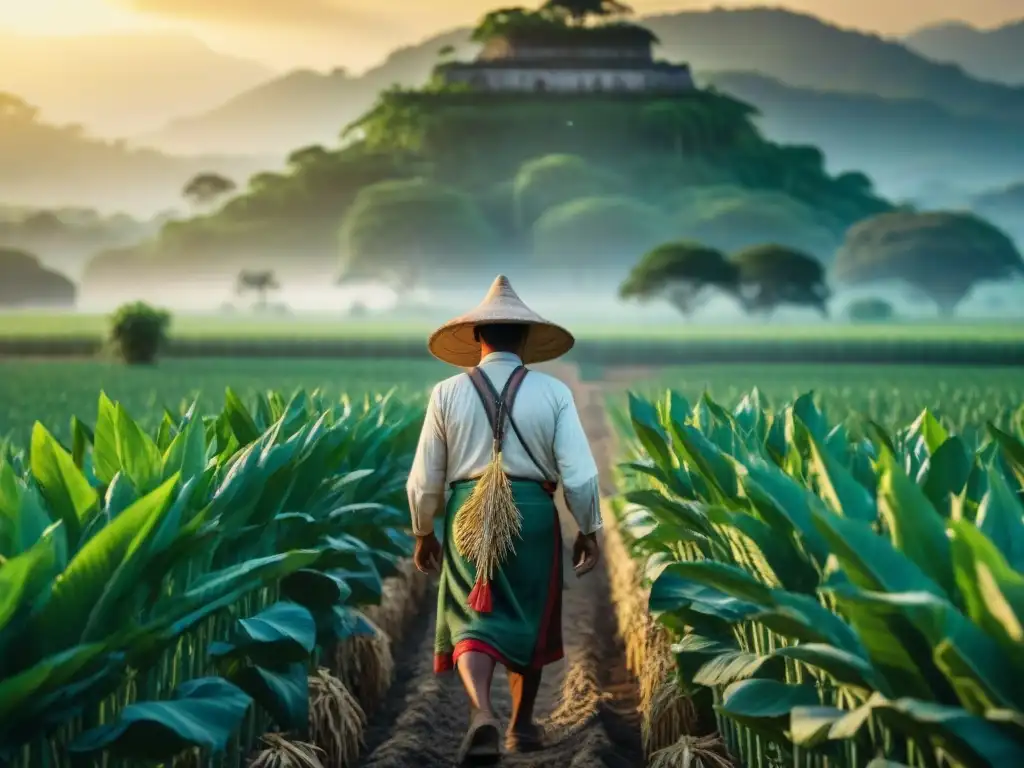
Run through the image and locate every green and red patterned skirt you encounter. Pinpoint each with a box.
[433,478,564,674]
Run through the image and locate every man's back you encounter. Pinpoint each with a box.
[406,351,601,537]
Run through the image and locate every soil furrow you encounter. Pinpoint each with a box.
[357,364,642,768]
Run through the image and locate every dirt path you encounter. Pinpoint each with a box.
[356,364,643,768]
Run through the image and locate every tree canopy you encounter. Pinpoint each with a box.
[183,173,237,207]
[0,248,76,308]
[339,178,498,292]
[731,244,830,315]
[619,241,738,315]
[833,211,1024,315]
[513,154,625,229]
[673,186,842,259]
[531,195,668,278]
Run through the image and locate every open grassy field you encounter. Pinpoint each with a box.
[1,312,1023,342]
[0,357,449,445]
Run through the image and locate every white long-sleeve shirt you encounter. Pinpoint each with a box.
[406,351,602,537]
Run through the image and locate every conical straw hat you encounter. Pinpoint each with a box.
[428,275,575,367]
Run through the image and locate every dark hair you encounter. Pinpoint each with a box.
[473,323,529,351]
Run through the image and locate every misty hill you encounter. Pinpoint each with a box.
[145,30,473,155]
[148,8,1024,158]
[0,30,275,135]
[905,20,1024,85]
[640,9,1024,124]
[704,72,1024,201]
[0,93,271,214]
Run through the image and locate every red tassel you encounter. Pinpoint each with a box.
[468,579,493,613]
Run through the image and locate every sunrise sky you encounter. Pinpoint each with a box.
[2,0,1022,70]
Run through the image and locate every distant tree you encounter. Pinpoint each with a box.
[847,297,895,322]
[108,302,170,365]
[182,172,237,207]
[619,242,738,316]
[514,154,625,229]
[833,211,1024,315]
[0,248,76,308]
[731,244,831,315]
[541,0,633,24]
[339,178,497,293]
[531,196,669,279]
[438,44,456,60]
[236,270,281,310]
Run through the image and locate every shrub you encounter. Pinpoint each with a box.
[108,301,171,364]
[847,296,895,321]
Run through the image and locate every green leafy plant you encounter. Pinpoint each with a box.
[108,301,171,364]
[615,387,1024,767]
[0,386,424,767]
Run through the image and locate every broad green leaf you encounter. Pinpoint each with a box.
[649,570,759,624]
[949,521,1024,658]
[224,662,308,731]
[33,476,179,657]
[0,465,52,557]
[68,677,252,759]
[622,490,713,538]
[91,392,120,486]
[655,560,774,607]
[628,393,676,480]
[282,568,353,609]
[975,468,1024,572]
[30,423,99,546]
[870,695,1024,768]
[692,649,782,687]
[224,388,262,446]
[922,437,973,517]
[790,706,845,748]
[988,423,1024,489]
[0,523,60,633]
[0,642,110,725]
[811,506,944,597]
[806,429,876,522]
[718,679,819,734]
[750,590,866,657]
[774,643,890,695]
[82,475,185,643]
[208,601,316,667]
[161,414,208,487]
[114,404,163,494]
[671,422,738,501]
[909,409,948,455]
[876,450,956,598]
[738,459,830,567]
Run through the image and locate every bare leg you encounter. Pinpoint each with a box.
[507,668,542,731]
[457,651,497,717]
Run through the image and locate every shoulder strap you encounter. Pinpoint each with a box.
[466,366,552,482]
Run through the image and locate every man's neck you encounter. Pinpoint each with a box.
[479,347,522,364]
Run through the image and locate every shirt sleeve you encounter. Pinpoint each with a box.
[552,386,602,535]
[406,384,447,536]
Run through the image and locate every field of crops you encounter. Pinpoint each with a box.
[0,384,432,767]
[610,385,1024,767]
[0,358,448,446]
[620,363,1024,436]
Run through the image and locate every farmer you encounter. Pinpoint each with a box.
[406,274,602,764]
